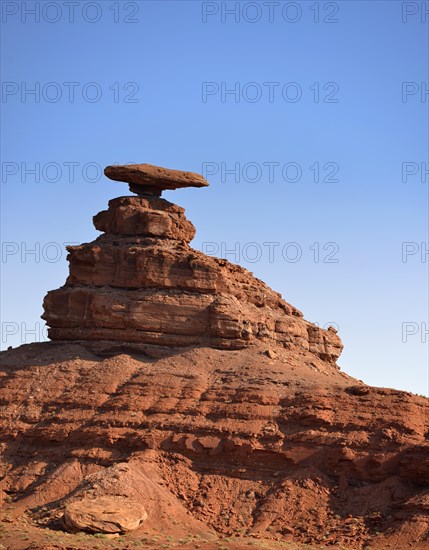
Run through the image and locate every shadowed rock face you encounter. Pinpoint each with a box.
[42,194,343,363]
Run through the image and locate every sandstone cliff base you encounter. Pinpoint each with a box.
[1,340,428,550]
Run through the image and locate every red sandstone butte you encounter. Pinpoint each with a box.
[0,164,427,549]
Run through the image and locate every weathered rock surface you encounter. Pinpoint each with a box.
[0,165,427,549]
[104,163,209,196]
[93,196,196,241]
[63,495,147,534]
[42,194,343,363]
[0,342,428,548]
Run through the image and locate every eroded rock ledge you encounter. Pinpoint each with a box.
[42,194,342,362]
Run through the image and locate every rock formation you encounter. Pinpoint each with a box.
[62,495,147,534]
[104,163,209,196]
[42,164,343,364]
[0,164,428,550]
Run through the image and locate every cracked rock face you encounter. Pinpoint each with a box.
[42,194,343,363]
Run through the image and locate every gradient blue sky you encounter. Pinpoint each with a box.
[1,0,428,394]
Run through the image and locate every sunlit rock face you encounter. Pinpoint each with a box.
[42,164,343,363]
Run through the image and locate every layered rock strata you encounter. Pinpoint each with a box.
[42,193,342,363]
[0,342,428,548]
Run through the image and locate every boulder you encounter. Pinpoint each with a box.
[62,495,147,534]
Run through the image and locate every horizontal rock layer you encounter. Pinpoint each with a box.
[42,195,342,362]
[44,287,342,360]
[93,196,196,241]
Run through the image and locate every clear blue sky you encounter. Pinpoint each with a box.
[1,1,428,395]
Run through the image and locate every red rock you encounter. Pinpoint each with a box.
[93,196,196,241]
[42,192,343,363]
[0,165,427,549]
[104,163,209,196]
[63,495,147,534]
